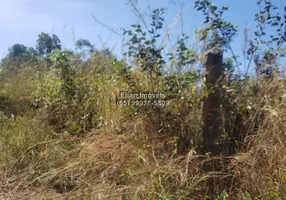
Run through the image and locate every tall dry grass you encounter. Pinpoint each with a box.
[1,54,286,200]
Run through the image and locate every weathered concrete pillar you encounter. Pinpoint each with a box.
[202,52,223,156]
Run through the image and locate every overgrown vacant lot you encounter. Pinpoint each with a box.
[1,0,286,199]
[1,56,286,200]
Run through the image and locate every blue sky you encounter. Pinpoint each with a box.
[0,0,285,69]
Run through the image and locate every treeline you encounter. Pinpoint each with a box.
[0,32,101,71]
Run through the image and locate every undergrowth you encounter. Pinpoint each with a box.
[1,55,286,199]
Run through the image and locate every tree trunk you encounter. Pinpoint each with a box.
[202,52,223,156]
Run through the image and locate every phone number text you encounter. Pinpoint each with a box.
[116,99,169,107]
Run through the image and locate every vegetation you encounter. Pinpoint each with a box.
[0,0,286,199]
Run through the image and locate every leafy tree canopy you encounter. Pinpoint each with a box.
[8,44,28,58]
[75,39,94,53]
[36,33,61,57]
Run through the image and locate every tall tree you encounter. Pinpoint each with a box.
[75,39,94,52]
[75,39,95,61]
[36,33,61,66]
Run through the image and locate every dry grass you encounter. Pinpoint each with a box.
[227,78,286,199]
[0,116,216,200]
[2,64,286,199]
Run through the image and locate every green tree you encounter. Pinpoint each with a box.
[36,33,61,66]
[52,49,75,99]
[123,8,166,91]
[8,44,28,58]
[75,39,95,61]
[26,47,38,57]
[24,47,39,61]
[75,39,94,52]
[0,44,34,71]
